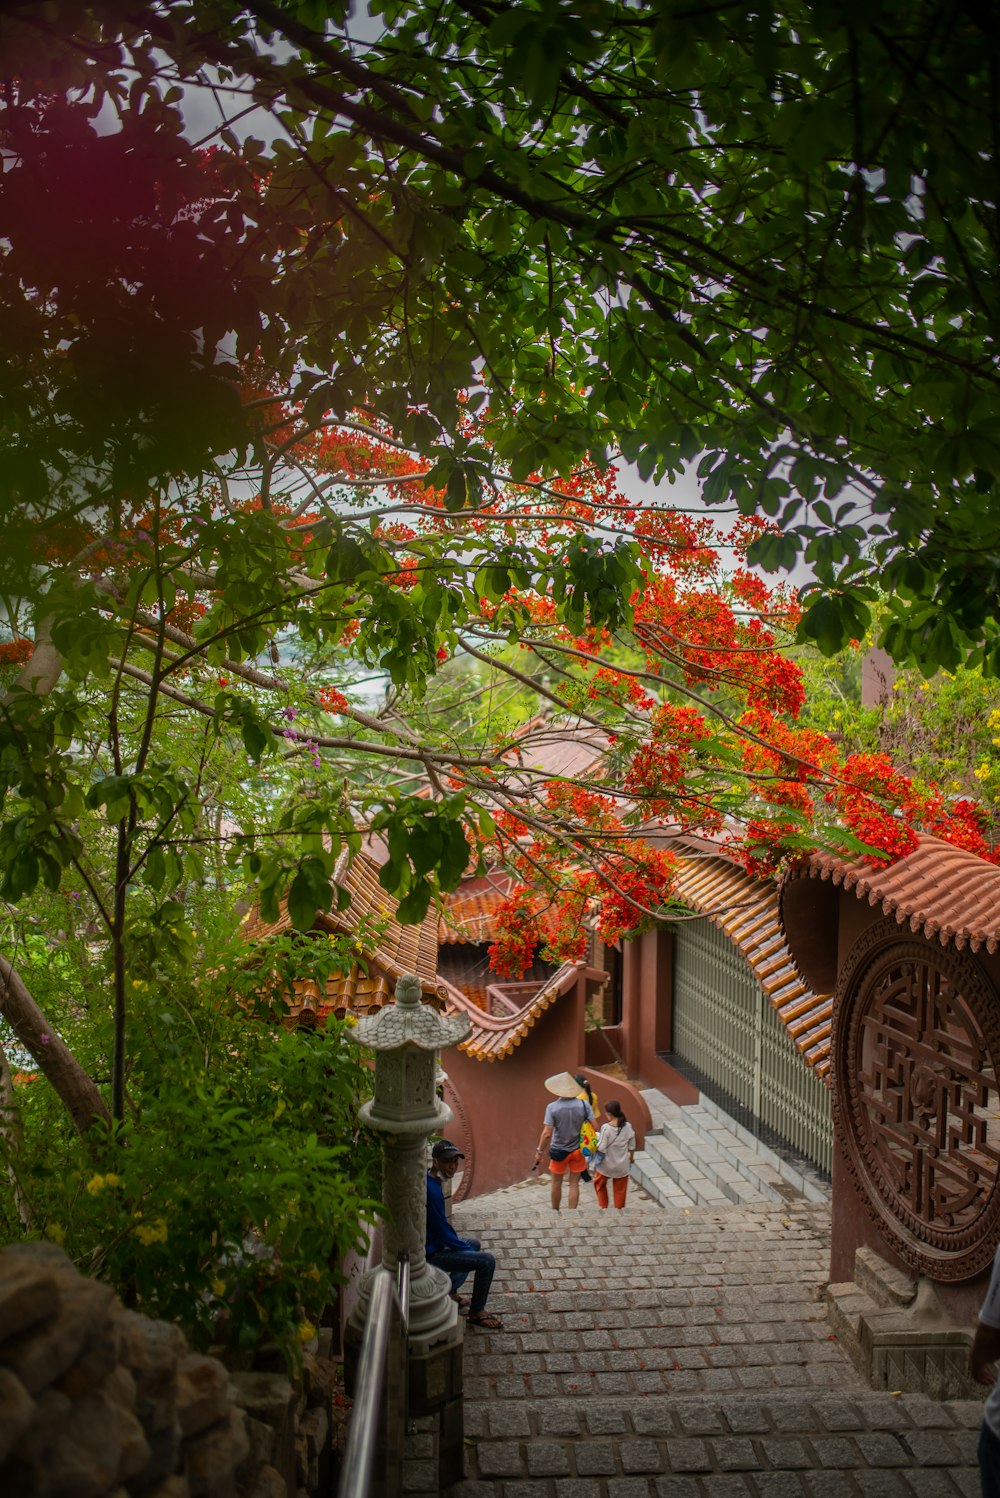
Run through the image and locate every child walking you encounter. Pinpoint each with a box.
[592,1100,636,1210]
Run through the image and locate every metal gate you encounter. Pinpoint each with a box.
[672,918,832,1174]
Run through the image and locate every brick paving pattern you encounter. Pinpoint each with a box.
[406,1172,985,1497]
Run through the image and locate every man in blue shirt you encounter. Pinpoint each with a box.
[426,1140,503,1330]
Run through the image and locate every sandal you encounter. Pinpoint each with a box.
[467,1311,504,1330]
[449,1293,469,1308]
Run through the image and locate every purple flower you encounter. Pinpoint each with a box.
[39,1033,51,1046]
[281,707,298,721]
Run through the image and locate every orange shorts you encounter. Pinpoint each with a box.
[548,1147,587,1175]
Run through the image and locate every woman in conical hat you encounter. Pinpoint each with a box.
[543,1071,581,1097]
[534,1072,595,1210]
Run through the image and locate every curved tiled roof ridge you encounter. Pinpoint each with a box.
[441,962,581,1062]
[781,831,1000,955]
[239,849,444,1018]
[672,850,833,1079]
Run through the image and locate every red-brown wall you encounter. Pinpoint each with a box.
[439,974,652,1200]
[618,927,698,1103]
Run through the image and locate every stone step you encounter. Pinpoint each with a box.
[644,1124,774,1207]
[641,1087,830,1206]
[826,1274,979,1401]
[628,1148,700,1210]
[640,1092,784,1206]
[854,1243,917,1308]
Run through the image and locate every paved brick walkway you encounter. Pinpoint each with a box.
[414,1174,985,1497]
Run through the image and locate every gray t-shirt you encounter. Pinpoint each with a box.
[981,1242,1000,1435]
[544,1097,593,1151]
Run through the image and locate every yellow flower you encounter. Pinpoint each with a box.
[297,1320,317,1344]
[305,1265,322,1282]
[46,1223,65,1245]
[85,1172,120,1195]
[130,979,147,991]
[344,1014,358,1028]
[975,764,992,782]
[211,1278,227,1297]
[134,1218,169,1246]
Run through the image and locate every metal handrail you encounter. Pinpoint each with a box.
[338,1252,410,1498]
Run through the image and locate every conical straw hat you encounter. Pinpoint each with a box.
[544,1071,581,1098]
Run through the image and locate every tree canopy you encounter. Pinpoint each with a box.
[2,0,998,667]
[2,2,999,1333]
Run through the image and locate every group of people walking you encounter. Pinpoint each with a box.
[535,1070,636,1211]
[424,1068,636,1332]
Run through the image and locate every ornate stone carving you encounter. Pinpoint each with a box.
[833,919,1000,1280]
[355,975,470,1053]
[442,1077,474,1204]
[348,975,472,1351]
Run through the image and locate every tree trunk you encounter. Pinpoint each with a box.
[0,952,110,1137]
[0,1040,35,1229]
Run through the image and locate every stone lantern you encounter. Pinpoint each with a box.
[347,973,471,1421]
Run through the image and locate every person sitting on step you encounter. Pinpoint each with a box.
[425,1139,504,1330]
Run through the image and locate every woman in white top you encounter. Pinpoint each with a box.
[592,1099,636,1210]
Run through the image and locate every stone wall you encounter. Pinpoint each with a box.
[0,1242,342,1498]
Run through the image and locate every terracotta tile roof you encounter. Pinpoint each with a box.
[512,724,609,781]
[780,832,1000,972]
[672,850,833,1080]
[441,963,582,1061]
[439,874,514,945]
[240,850,444,1023]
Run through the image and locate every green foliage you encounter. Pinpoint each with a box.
[3,2,999,663]
[797,633,1000,830]
[0,909,380,1370]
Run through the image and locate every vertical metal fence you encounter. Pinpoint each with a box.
[672,918,832,1173]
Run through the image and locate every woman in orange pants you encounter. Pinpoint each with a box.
[593,1100,636,1210]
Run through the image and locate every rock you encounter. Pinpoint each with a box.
[299,1405,328,1460]
[130,1413,183,1493]
[236,1413,278,1483]
[0,1242,74,1272]
[103,1369,153,1486]
[228,1373,295,1433]
[56,1310,122,1396]
[248,1462,287,1498]
[183,1407,249,1498]
[228,1369,297,1490]
[117,1310,185,1478]
[0,1276,113,1396]
[0,1367,34,1464]
[176,1355,230,1439]
[0,1259,59,1345]
[139,1477,191,1498]
[294,1431,310,1489]
[117,1310,187,1383]
[9,1369,152,1498]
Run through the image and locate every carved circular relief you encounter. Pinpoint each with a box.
[441,1076,474,1203]
[833,919,1000,1280]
